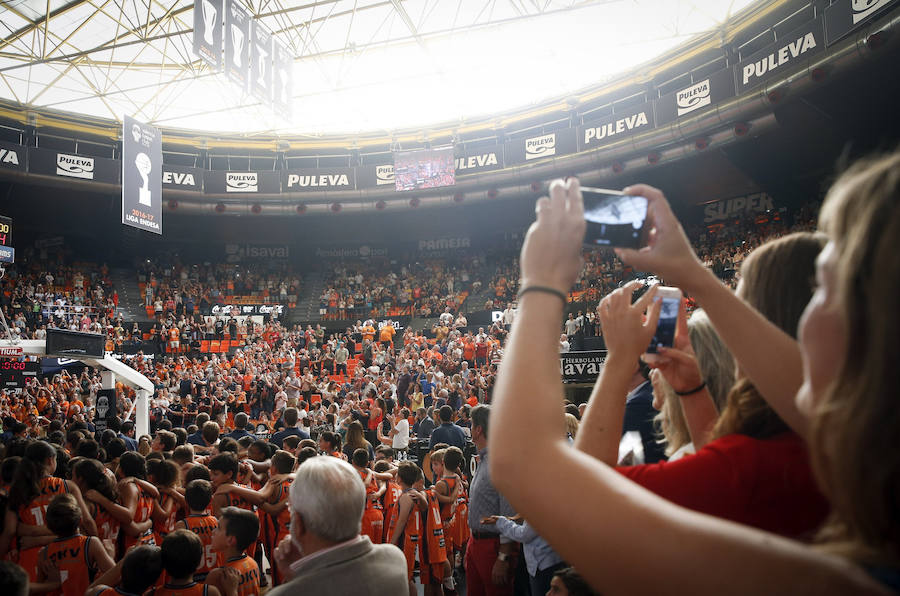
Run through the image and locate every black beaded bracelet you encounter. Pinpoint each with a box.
[675,381,707,397]
[517,285,567,304]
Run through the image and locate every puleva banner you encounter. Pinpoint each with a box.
[122,115,162,235]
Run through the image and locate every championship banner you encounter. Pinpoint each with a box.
[162,164,203,192]
[122,115,163,234]
[655,68,735,126]
[560,350,606,384]
[825,0,898,44]
[283,167,355,192]
[454,146,503,174]
[0,141,25,172]
[506,127,577,164]
[735,17,825,94]
[193,0,223,69]
[27,147,119,184]
[250,21,273,102]
[272,40,293,116]
[204,170,282,194]
[578,104,655,151]
[225,0,251,89]
[356,164,396,189]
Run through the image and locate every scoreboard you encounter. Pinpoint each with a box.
[0,360,40,388]
[0,215,12,263]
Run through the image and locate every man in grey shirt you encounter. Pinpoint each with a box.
[466,404,517,594]
[269,457,408,596]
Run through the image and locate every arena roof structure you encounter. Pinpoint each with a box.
[0,0,760,136]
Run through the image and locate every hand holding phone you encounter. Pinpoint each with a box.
[645,285,682,354]
[582,187,649,248]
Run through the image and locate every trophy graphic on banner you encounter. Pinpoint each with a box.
[202,0,217,45]
[96,395,109,419]
[232,25,244,67]
[257,45,268,85]
[135,152,153,206]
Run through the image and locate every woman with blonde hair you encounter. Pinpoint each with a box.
[489,155,900,593]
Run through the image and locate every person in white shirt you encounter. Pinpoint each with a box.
[559,334,570,353]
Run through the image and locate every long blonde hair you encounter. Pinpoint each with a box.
[651,369,690,456]
[713,232,826,439]
[686,309,733,411]
[811,152,900,565]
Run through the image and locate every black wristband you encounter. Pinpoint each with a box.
[674,382,707,397]
[517,285,567,304]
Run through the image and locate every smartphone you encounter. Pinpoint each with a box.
[582,187,649,248]
[647,286,682,353]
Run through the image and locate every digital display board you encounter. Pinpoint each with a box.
[0,360,40,388]
[0,215,12,263]
[393,146,455,191]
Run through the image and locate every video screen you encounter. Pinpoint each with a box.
[582,188,648,249]
[393,146,456,191]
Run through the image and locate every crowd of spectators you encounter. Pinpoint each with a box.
[138,258,302,318]
[318,258,477,320]
[0,195,844,596]
[0,248,123,342]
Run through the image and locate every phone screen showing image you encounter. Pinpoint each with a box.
[647,291,680,354]
[582,188,649,249]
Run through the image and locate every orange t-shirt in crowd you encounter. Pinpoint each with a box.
[220,554,260,596]
[179,514,218,580]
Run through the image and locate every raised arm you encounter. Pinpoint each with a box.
[488,179,882,595]
[615,184,807,437]
[574,282,660,465]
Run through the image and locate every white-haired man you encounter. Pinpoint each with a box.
[270,456,408,595]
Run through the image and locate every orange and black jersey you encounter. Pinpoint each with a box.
[149,582,209,596]
[90,500,120,544]
[19,476,68,527]
[421,489,447,565]
[222,485,256,512]
[222,554,260,596]
[179,514,219,579]
[41,534,99,596]
[93,587,143,596]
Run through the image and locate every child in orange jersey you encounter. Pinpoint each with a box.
[174,480,219,582]
[415,476,455,596]
[149,459,184,545]
[207,507,260,596]
[216,451,296,587]
[388,461,427,596]
[435,447,467,567]
[149,530,225,596]
[37,494,115,596]
[375,460,403,543]
[1,441,97,579]
[72,458,122,557]
[351,448,392,545]
[86,544,163,596]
